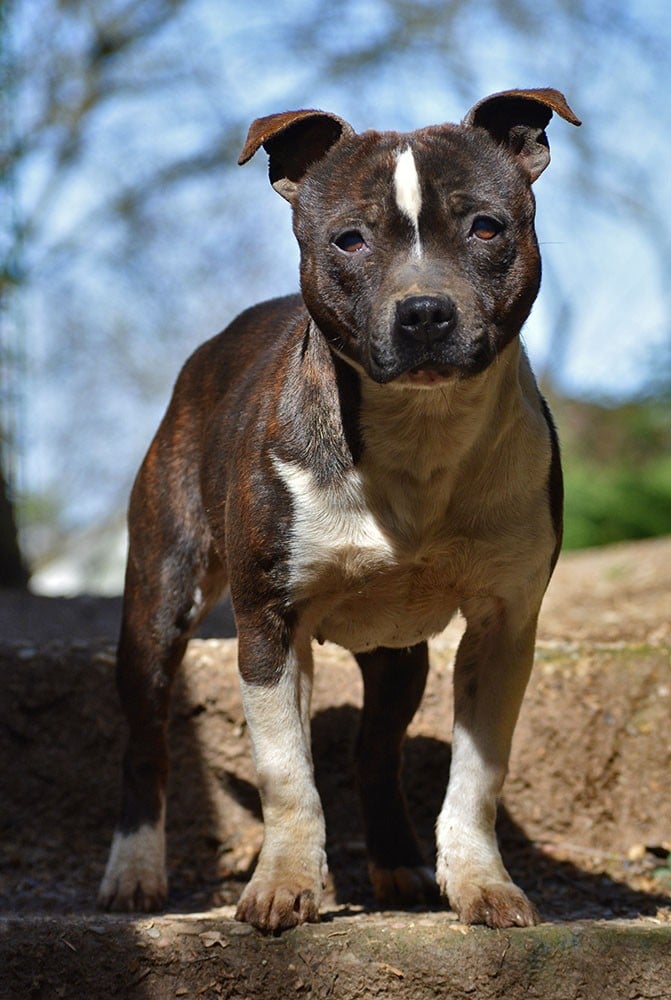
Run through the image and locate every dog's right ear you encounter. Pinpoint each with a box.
[238,110,354,202]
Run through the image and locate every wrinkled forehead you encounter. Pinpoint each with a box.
[298,124,527,214]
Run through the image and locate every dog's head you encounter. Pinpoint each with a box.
[240,90,580,388]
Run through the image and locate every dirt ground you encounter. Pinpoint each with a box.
[1,537,671,996]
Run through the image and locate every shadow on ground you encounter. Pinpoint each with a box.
[2,644,667,924]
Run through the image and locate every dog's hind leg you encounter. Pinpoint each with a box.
[98,453,226,912]
[354,643,439,907]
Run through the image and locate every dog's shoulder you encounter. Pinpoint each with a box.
[162,293,309,424]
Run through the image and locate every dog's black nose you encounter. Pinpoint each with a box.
[395,294,458,345]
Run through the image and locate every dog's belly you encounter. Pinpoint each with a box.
[309,565,461,653]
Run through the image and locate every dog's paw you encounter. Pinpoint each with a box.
[450,881,540,928]
[98,873,167,913]
[98,826,167,913]
[369,864,440,908]
[235,879,321,932]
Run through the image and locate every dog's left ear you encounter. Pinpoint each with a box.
[239,110,354,202]
[463,88,581,182]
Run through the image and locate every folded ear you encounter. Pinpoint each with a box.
[238,110,355,201]
[463,88,581,182]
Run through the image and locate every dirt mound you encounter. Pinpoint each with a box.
[1,537,671,997]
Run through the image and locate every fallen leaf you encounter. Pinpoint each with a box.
[200,931,229,949]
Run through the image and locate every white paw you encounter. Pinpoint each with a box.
[235,877,321,932]
[437,860,539,928]
[234,845,327,932]
[98,824,167,912]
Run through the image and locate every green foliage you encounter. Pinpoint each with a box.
[563,456,671,549]
[557,396,671,550]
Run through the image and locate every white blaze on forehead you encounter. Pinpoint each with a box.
[394,146,422,257]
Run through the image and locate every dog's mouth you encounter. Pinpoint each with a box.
[366,341,478,386]
[401,365,456,387]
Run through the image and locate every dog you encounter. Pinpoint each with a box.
[99,88,580,932]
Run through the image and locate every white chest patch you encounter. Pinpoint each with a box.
[394,146,423,257]
[273,454,461,650]
[272,456,395,589]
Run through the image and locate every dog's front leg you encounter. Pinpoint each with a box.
[436,599,540,928]
[234,623,327,932]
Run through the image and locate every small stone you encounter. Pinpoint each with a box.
[228,923,253,936]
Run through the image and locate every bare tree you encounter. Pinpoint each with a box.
[2,0,669,575]
[0,469,27,586]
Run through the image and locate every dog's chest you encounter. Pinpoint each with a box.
[272,453,464,650]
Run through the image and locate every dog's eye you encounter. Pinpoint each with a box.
[470,216,503,241]
[334,230,367,253]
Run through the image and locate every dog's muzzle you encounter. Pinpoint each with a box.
[368,292,490,385]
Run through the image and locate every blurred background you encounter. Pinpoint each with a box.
[1,0,669,595]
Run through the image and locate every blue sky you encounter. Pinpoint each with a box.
[5,0,670,542]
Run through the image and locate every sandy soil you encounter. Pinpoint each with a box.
[1,537,670,996]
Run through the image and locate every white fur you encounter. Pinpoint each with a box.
[272,456,395,588]
[98,806,166,909]
[394,146,422,257]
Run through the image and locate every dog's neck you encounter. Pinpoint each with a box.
[350,337,525,483]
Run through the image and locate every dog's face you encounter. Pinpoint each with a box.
[294,126,541,386]
[239,90,581,387]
